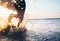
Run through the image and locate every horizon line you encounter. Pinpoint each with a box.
[27,18,60,20]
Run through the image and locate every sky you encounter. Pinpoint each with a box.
[25,0,60,19]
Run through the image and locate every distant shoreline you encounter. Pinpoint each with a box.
[27,18,60,20]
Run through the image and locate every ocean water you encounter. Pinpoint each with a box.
[26,18,60,41]
[0,18,60,41]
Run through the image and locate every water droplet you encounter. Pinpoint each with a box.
[21,7,24,10]
[18,5,20,7]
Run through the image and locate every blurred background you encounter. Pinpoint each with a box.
[25,0,60,19]
[25,0,60,41]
